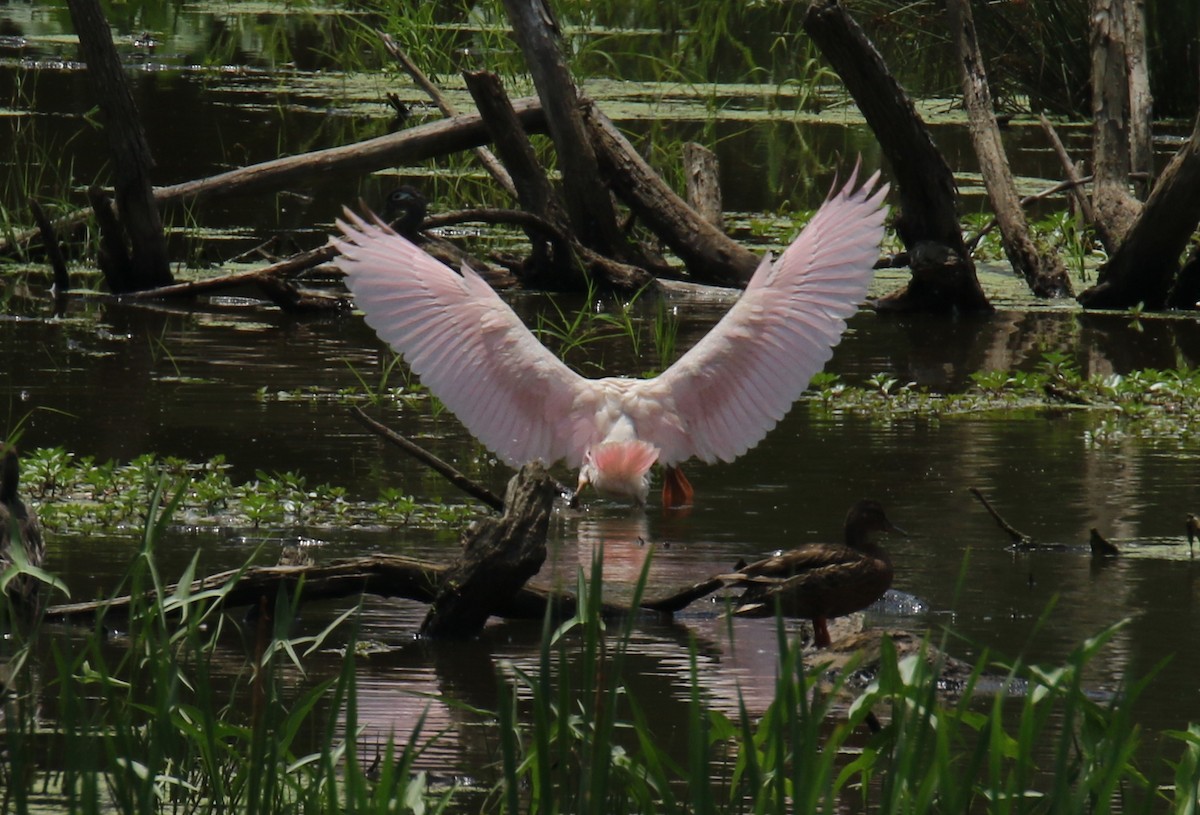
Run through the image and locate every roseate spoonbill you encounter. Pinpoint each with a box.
[726,499,904,647]
[332,168,888,507]
[0,445,45,605]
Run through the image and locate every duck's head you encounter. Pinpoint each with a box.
[383,185,428,238]
[844,499,905,547]
[575,441,660,506]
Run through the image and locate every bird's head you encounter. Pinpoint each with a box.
[844,499,906,548]
[576,441,660,505]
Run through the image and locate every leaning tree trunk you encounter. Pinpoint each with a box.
[498,0,633,263]
[1078,113,1200,309]
[65,0,172,293]
[803,0,992,314]
[946,0,1071,298]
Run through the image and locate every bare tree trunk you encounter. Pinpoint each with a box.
[65,0,172,292]
[1125,0,1154,199]
[683,143,724,229]
[803,0,992,314]
[1090,0,1143,247]
[1078,114,1200,309]
[946,0,1071,298]
[498,0,630,260]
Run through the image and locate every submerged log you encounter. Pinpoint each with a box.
[802,0,992,314]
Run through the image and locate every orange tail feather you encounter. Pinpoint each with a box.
[662,465,694,508]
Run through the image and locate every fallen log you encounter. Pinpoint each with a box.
[1,99,548,258]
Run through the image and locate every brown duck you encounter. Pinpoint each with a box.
[1,445,46,606]
[725,499,904,647]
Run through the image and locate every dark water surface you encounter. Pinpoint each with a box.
[4,0,1200,789]
[5,294,1200,778]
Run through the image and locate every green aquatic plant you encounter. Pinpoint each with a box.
[21,448,475,534]
[807,363,1200,447]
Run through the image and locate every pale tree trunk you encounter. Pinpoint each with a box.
[1090,0,1144,248]
[946,0,1071,298]
[1125,0,1154,198]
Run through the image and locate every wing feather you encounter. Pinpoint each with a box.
[631,170,888,464]
[332,211,602,467]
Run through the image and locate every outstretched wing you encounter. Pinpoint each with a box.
[332,212,603,468]
[631,169,888,465]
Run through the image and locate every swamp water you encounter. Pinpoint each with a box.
[3,0,1200,801]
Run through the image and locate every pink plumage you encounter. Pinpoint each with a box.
[332,168,888,505]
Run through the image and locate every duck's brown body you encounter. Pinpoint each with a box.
[1,446,45,606]
[729,500,901,647]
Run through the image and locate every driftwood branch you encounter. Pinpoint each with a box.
[964,175,1095,252]
[1038,115,1097,224]
[351,406,506,511]
[381,34,518,200]
[968,487,1032,547]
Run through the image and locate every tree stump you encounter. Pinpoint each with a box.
[419,462,558,639]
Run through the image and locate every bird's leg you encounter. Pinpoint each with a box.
[811,616,832,648]
[662,465,694,508]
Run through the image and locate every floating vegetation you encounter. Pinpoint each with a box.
[20,448,476,535]
[808,358,1200,446]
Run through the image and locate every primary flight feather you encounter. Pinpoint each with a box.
[333,168,888,506]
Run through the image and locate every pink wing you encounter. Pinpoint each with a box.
[331,212,602,468]
[630,169,889,465]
